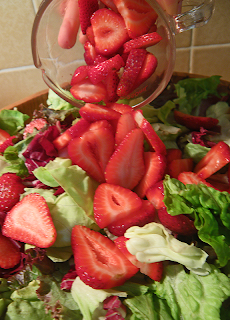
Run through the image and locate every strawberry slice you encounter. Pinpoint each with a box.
[23,118,47,138]
[107,199,155,236]
[93,183,142,228]
[90,8,129,56]
[194,141,230,179]
[123,32,162,53]
[177,171,214,187]
[168,158,194,179]
[134,151,166,198]
[133,110,167,155]
[84,41,97,65]
[117,48,147,98]
[68,125,115,183]
[106,71,120,103]
[158,206,197,236]
[53,118,90,150]
[88,54,124,84]
[166,148,182,163]
[105,128,145,190]
[86,25,95,45]
[113,0,158,38]
[146,180,165,209]
[0,128,10,145]
[174,110,219,131]
[79,103,121,122]
[107,102,133,114]
[71,225,138,289]
[0,232,21,269]
[70,78,108,103]
[2,193,57,248]
[70,65,90,86]
[0,135,16,155]
[115,112,137,146]
[78,0,99,34]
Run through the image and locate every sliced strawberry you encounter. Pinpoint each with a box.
[23,118,47,138]
[194,142,230,179]
[105,128,145,190]
[93,183,142,228]
[0,173,25,212]
[70,65,90,86]
[146,180,165,209]
[0,135,16,154]
[131,52,158,90]
[115,112,137,146]
[53,118,90,150]
[107,199,155,236]
[0,128,11,145]
[168,158,194,179]
[84,41,97,65]
[93,54,108,65]
[106,71,120,103]
[71,225,138,289]
[178,171,214,187]
[134,152,166,198]
[88,54,124,84]
[70,78,107,103]
[2,193,57,248]
[117,48,147,98]
[91,8,129,57]
[78,0,99,34]
[133,110,167,155]
[107,102,133,114]
[79,103,121,122]
[166,148,182,163]
[113,0,158,38]
[158,206,197,236]
[0,232,21,269]
[123,32,162,53]
[68,125,115,183]
[174,110,219,131]
[86,25,95,45]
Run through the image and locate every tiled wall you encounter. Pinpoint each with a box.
[0,0,230,109]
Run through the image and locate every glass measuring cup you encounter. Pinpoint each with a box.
[31,0,215,109]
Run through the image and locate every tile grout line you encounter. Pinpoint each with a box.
[0,66,36,74]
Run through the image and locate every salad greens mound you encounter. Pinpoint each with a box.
[0,75,230,319]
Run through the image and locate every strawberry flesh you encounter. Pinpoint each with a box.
[78,0,99,34]
[123,32,162,53]
[0,232,21,269]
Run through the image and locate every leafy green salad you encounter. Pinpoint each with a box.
[0,75,230,320]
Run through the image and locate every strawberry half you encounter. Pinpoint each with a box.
[194,141,230,179]
[2,193,57,248]
[71,225,138,289]
[174,109,219,131]
[78,0,99,34]
[71,65,90,86]
[93,183,142,228]
[115,112,137,146]
[177,171,214,187]
[105,128,145,190]
[0,232,21,269]
[90,8,129,57]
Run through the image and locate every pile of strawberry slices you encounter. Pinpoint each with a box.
[70,0,162,103]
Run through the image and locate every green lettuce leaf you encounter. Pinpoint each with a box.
[47,90,76,111]
[1,146,29,177]
[183,142,210,163]
[0,109,29,135]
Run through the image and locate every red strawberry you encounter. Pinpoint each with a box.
[105,128,145,190]
[0,232,21,269]
[0,135,16,154]
[86,25,95,45]
[105,71,120,103]
[123,32,162,53]
[53,118,90,150]
[146,180,165,209]
[70,79,108,103]
[0,173,25,212]
[113,0,158,38]
[107,199,155,236]
[2,193,57,248]
[116,49,147,98]
[115,112,137,146]
[194,142,230,179]
[71,65,90,86]
[166,148,182,163]
[93,54,108,65]
[134,152,166,198]
[78,0,99,34]
[107,102,133,114]
[84,41,97,65]
[23,118,47,138]
[133,110,167,155]
[88,54,124,84]
[90,8,129,57]
[131,52,158,90]
[93,183,143,228]
[71,225,138,289]
[168,158,194,179]
[0,128,10,145]
[79,103,121,122]
[177,171,214,187]
[68,125,115,183]
[101,0,119,12]
[174,109,219,131]
[158,206,197,236]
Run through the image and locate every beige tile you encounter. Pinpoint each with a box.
[0,68,48,109]
[191,46,230,81]
[193,0,230,46]
[174,48,190,73]
[0,0,36,69]
[175,30,192,48]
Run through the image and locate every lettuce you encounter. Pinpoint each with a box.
[0,109,29,135]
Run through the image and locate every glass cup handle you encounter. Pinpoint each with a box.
[170,0,215,34]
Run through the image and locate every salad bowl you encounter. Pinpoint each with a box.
[1,72,230,319]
